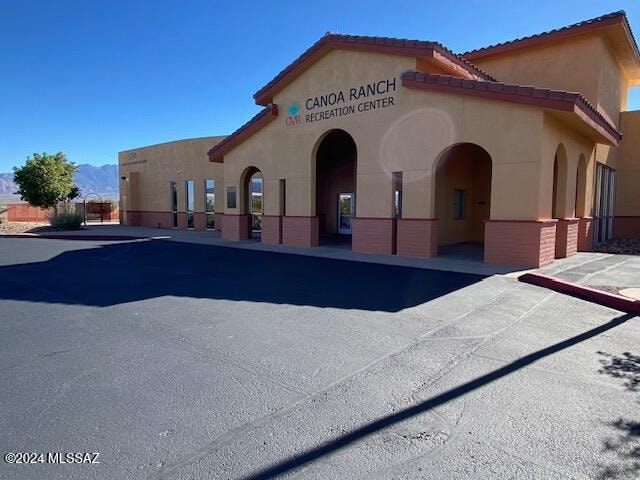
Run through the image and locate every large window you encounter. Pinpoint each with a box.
[185,180,195,229]
[205,179,215,230]
[594,163,615,243]
[170,181,178,228]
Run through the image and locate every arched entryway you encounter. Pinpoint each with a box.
[314,129,357,247]
[240,166,263,240]
[434,143,492,259]
[552,144,568,220]
[552,144,570,258]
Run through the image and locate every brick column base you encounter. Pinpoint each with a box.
[613,216,640,239]
[577,217,593,251]
[214,213,224,232]
[261,215,282,245]
[352,218,396,255]
[396,219,438,258]
[282,216,319,247]
[555,218,579,258]
[221,214,250,241]
[194,212,206,231]
[485,220,557,268]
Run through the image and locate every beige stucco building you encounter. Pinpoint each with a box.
[119,11,640,268]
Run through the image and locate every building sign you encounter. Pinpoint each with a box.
[285,78,396,127]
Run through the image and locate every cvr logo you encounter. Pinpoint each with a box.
[285,102,302,127]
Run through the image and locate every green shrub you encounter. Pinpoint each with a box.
[48,211,83,230]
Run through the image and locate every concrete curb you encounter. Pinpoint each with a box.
[519,272,640,314]
[0,233,151,241]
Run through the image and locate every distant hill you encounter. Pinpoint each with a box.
[0,164,119,202]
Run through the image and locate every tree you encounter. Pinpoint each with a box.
[12,152,79,212]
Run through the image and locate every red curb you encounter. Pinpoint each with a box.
[519,272,640,314]
[0,234,150,241]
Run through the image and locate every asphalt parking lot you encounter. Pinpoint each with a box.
[0,237,638,479]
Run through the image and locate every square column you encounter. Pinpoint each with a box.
[396,219,438,258]
[282,216,319,248]
[577,217,594,251]
[261,215,282,245]
[555,218,579,258]
[485,220,557,268]
[352,218,396,255]
[221,214,250,241]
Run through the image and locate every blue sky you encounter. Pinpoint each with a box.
[1,0,639,171]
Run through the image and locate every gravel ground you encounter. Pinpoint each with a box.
[593,239,640,255]
[0,222,53,234]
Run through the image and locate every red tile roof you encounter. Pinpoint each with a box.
[401,71,622,146]
[208,104,278,162]
[253,33,496,106]
[463,11,639,61]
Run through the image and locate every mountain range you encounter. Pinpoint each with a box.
[0,164,119,202]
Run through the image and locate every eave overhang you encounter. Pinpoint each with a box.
[401,71,622,146]
[463,11,640,85]
[253,34,495,107]
[207,104,279,163]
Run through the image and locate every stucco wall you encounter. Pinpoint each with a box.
[221,49,575,223]
[616,110,640,216]
[540,114,595,220]
[472,34,627,128]
[118,136,225,227]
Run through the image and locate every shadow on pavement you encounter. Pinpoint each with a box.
[0,238,485,312]
[597,351,640,480]
[237,313,636,480]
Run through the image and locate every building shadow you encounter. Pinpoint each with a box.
[0,238,485,311]
[597,351,640,480]
[438,242,484,261]
[319,233,352,250]
[235,313,635,480]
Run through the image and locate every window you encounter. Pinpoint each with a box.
[392,172,403,218]
[227,186,237,209]
[205,179,215,230]
[185,180,195,229]
[170,181,178,228]
[594,163,615,243]
[453,189,465,219]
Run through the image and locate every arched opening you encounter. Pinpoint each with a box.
[434,143,492,259]
[314,129,357,247]
[240,166,263,240]
[575,154,587,218]
[552,144,568,220]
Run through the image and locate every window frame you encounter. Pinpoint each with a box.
[185,179,195,229]
[205,179,215,230]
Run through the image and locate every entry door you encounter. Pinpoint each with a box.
[337,193,354,235]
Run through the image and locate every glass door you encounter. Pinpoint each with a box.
[594,163,616,243]
[170,181,178,228]
[249,174,263,233]
[338,193,354,235]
